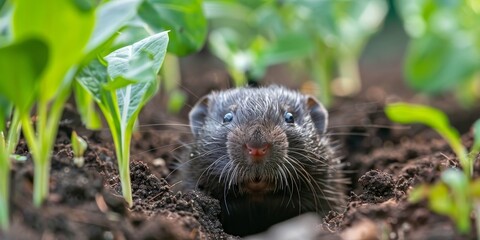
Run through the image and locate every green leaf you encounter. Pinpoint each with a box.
[428,182,453,215]
[71,131,87,158]
[441,169,469,198]
[385,103,455,133]
[0,96,11,132]
[105,31,169,84]
[76,58,109,102]
[0,38,49,112]
[12,0,95,101]
[138,0,207,55]
[109,19,150,51]
[116,81,159,125]
[85,0,142,53]
[73,82,102,130]
[404,34,480,93]
[107,50,156,85]
[0,1,12,45]
[71,0,95,12]
[102,77,137,91]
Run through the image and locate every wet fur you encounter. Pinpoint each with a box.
[181,85,346,236]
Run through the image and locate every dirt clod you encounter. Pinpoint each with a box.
[358,170,395,203]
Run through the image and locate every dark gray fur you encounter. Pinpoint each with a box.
[181,85,346,236]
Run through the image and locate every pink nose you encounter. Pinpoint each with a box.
[246,144,269,160]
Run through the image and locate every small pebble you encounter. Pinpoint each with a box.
[152,158,166,167]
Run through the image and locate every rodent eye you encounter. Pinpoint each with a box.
[223,112,234,123]
[284,112,294,124]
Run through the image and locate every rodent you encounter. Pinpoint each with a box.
[180,85,346,236]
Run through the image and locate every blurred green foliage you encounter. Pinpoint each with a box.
[205,0,387,106]
[113,0,206,56]
[396,0,480,105]
[409,169,480,234]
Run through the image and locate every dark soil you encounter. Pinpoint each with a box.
[3,32,480,239]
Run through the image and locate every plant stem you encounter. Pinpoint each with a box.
[6,109,21,154]
[21,83,71,207]
[33,161,50,207]
[20,115,38,160]
[335,54,361,96]
[310,53,333,107]
[0,109,22,231]
[99,95,133,207]
[229,67,247,87]
[441,129,471,176]
[476,202,480,240]
[21,104,50,207]
[160,53,180,93]
[119,133,132,207]
[0,133,9,231]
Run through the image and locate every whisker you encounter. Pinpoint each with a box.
[137,123,191,128]
[165,146,227,180]
[325,132,370,137]
[195,154,229,189]
[131,142,187,157]
[328,124,410,130]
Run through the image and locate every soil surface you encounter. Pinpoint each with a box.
[3,30,480,239]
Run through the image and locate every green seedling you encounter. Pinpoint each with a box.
[0,98,22,231]
[1,0,204,215]
[386,103,480,235]
[0,11,49,222]
[73,0,206,205]
[0,0,145,208]
[71,131,88,168]
[76,32,169,207]
[0,36,51,211]
[13,0,95,208]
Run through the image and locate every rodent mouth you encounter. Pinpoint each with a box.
[242,178,274,195]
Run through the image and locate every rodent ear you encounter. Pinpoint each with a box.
[189,96,209,138]
[306,96,328,134]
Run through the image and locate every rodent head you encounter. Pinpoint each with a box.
[188,85,331,200]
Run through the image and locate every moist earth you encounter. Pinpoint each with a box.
[2,52,480,239]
